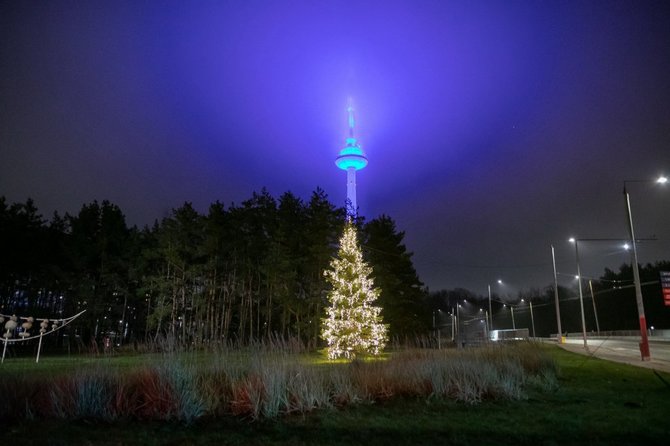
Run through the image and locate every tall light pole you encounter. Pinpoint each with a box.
[488,284,493,332]
[488,279,502,333]
[503,304,516,330]
[436,310,441,349]
[530,299,535,338]
[551,244,563,343]
[433,310,439,350]
[588,280,600,335]
[522,298,536,339]
[569,238,588,350]
[622,176,666,360]
[456,304,461,348]
[477,307,488,339]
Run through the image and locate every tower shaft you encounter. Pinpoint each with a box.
[347,167,357,216]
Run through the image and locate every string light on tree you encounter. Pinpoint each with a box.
[321,221,388,359]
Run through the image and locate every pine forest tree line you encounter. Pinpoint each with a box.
[0,189,430,351]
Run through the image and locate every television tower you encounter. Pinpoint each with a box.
[335,105,368,217]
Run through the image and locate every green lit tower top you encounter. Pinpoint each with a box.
[335,105,368,217]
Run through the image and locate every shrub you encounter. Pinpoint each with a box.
[49,369,115,420]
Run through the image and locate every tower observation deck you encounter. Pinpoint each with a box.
[335,106,368,217]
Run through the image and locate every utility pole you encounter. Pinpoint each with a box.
[624,183,651,360]
[588,280,601,335]
[529,299,536,339]
[570,238,589,351]
[551,245,563,343]
[488,284,493,331]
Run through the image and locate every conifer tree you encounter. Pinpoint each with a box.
[321,221,388,359]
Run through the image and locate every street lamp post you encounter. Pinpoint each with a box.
[433,311,440,350]
[437,310,441,349]
[551,245,563,343]
[621,178,666,361]
[588,280,600,335]
[477,307,488,339]
[524,298,536,339]
[569,238,589,350]
[456,304,461,348]
[510,305,516,330]
[488,284,493,332]
[488,279,502,334]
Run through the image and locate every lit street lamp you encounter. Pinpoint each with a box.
[488,279,502,333]
[569,238,589,350]
[623,175,667,361]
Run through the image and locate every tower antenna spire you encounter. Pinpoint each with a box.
[347,102,355,138]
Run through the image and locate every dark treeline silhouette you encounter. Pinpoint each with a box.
[3,192,666,353]
[0,189,429,352]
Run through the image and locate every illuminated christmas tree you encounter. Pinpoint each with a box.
[321,221,388,359]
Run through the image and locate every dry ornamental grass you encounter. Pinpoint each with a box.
[0,341,557,423]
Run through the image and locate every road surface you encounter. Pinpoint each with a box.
[556,336,670,374]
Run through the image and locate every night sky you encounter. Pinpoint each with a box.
[2,1,669,296]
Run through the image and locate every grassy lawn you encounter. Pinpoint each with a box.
[3,345,670,445]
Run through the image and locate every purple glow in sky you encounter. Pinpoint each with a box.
[1,1,669,294]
